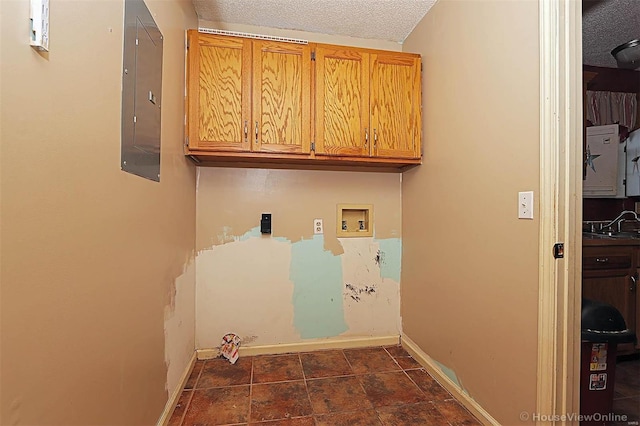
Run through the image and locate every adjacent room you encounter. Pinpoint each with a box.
[581,0,640,423]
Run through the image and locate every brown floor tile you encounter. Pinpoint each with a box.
[250,417,316,425]
[358,372,425,408]
[251,381,313,422]
[315,410,382,425]
[168,390,193,426]
[394,356,421,370]
[405,369,452,402]
[433,399,481,426]
[344,347,401,375]
[384,346,410,358]
[377,402,447,425]
[300,350,352,378]
[614,382,639,399]
[185,360,205,390]
[307,375,373,414]
[183,386,250,425]
[612,395,640,424]
[614,356,640,424]
[197,357,252,389]
[253,354,304,383]
[615,359,640,398]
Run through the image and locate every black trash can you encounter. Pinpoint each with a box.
[580,298,636,425]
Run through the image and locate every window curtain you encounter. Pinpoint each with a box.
[586,90,637,130]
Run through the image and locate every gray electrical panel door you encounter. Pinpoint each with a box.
[121,0,163,181]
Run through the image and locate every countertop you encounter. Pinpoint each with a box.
[583,233,640,246]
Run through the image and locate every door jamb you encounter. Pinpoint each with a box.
[537,0,582,423]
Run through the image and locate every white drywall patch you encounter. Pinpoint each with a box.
[164,259,196,395]
[339,238,401,336]
[195,236,299,349]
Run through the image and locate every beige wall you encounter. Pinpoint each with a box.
[402,0,540,424]
[196,168,402,348]
[0,1,197,424]
[193,23,405,350]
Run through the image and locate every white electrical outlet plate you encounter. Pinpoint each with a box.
[314,219,323,234]
[518,191,534,219]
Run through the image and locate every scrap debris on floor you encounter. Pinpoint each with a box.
[168,345,481,426]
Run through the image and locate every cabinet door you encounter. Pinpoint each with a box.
[370,52,421,159]
[583,272,637,352]
[252,41,311,154]
[315,46,370,157]
[583,125,620,197]
[583,274,636,330]
[187,32,251,151]
[626,129,640,196]
[583,245,637,353]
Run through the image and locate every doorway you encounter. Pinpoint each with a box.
[581,0,640,422]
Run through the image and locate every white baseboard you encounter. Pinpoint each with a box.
[196,335,400,359]
[401,333,499,426]
[157,351,196,426]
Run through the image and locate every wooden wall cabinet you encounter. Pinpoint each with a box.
[314,45,421,160]
[582,245,638,354]
[185,30,422,171]
[187,32,310,154]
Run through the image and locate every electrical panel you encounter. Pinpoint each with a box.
[121,0,163,182]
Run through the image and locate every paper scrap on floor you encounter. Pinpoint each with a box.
[220,333,241,364]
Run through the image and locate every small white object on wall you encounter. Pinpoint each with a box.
[30,0,49,51]
[518,191,534,220]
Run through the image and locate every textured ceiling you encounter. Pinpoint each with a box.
[583,0,640,68]
[192,0,638,68]
[192,0,437,43]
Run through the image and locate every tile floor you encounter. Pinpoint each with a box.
[612,356,640,425]
[168,346,481,426]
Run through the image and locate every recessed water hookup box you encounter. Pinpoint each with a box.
[337,204,373,237]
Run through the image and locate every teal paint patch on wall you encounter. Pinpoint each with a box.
[290,235,347,339]
[376,238,402,281]
[238,227,289,243]
[433,359,463,389]
[239,226,262,241]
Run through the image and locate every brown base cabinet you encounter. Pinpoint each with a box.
[582,245,639,355]
[185,30,422,171]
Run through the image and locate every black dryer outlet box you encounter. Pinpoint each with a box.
[261,213,272,234]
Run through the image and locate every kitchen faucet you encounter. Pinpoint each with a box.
[599,210,640,232]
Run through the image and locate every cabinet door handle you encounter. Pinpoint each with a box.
[373,128,378,148]
[631,274,637,292]
[364,128,369,150]
[244,120,248,144]
[595,257,609,263]
[255,121,259,145]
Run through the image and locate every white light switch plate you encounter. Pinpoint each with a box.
[314,219,323,234]
[518,191,534,219]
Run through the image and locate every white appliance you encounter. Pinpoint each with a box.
[625,128,640,196]
[584,124,626,198]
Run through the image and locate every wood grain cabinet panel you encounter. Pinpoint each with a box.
[315,46,421,160]
[185,31,423,170]
[315,46,370,157]
[253,41,311,154]
[370,52,421,159]
[187,32,251,151]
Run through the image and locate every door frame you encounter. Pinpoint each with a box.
[537,0,582,423]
